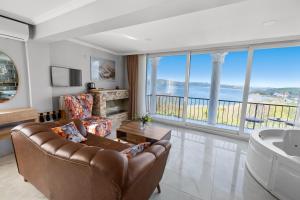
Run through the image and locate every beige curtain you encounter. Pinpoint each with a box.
[127,55,139,120]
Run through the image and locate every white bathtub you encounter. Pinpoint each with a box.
[246,128,300,200]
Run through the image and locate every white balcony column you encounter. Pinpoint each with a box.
[150,57,160,114]
[137,55,147,116]
[208,52,227,125]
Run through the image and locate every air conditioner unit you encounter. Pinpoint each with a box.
[0,16,29,41]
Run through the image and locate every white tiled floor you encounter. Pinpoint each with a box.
[0,123,277,200]
[149,123,276,200]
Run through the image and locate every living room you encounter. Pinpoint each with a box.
[1,0,300,200]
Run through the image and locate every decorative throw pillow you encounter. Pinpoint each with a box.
[72,118,88,137]
[121,142,151,159]
[51,121,87,143]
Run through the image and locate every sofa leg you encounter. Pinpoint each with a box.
[157,184,161,193]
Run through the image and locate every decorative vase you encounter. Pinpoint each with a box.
[139,121,146,130]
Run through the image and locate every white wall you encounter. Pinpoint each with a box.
[0,39,125,112]
[49,40,125,110]
[0,37,30,157]
[25,40,125,112]
[0,37,30,110]
[0,39,126,157]
[27,41,52,112]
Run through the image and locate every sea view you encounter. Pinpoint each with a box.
[158,84,243,101]
[144,43,300,130]
[151,79,300,105]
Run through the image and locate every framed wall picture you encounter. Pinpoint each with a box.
[90,56,116,81]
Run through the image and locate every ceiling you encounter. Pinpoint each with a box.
[77,0,300,54]
[1,0,300,55]
[0,0,96,24]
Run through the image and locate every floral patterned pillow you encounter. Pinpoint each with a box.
[121,142,151,159]
[51,121,87,143]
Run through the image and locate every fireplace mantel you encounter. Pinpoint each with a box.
[90,89,128,127]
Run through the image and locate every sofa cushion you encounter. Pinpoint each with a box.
[121,142,151,159]
[85,133,130,151]
[51,121,87,143]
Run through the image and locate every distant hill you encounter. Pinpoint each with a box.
[251,87,300,98]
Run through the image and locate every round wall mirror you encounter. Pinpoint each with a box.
[0,51,18,103]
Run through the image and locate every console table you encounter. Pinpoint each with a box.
[0,108,38,141]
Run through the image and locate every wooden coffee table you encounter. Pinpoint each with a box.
[116,121,171,144]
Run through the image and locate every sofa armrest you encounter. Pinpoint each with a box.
[125,140,171,187]
[122,140,171,200]
[90,150,128,188]
[126,152,156,186]
[146,140,171,158]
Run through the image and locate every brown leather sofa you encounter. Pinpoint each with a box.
[11,121,171,200]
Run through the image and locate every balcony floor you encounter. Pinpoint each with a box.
[0,123,276,200]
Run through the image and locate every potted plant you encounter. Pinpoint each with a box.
[138,114,152,129]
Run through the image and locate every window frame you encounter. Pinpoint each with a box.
[146,40,300,137]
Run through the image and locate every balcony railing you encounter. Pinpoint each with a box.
[146,95,298,129]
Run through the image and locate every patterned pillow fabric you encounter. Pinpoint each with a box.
[121,142,151,159]
[51,121,87,143]
[81,117,112,137]
[63,94,93,120]
[72,118,88,137]
[62,94,112,137]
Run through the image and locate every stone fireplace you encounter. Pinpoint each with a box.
[106,98,128,116]
[90,89,128,127]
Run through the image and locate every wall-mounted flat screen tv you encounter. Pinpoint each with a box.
[51,66,82,87]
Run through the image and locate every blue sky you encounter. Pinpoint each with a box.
[150,46,300,88]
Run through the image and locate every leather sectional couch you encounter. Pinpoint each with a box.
[11,121,171,200]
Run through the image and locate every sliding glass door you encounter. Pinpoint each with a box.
[216,50,248,130]
[146,44,300,135]
[186,53,212,124]
[244,46,300,133]
[147,54,187,120]
[186,50,247,131]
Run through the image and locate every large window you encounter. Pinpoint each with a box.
[216,51,248,129]
[187,53,212,122]
[186,51,248,129]
[147,54,187,119]
[245,46,300,132]
[146,44,300,135]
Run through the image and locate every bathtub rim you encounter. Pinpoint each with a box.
[250,128,300,164]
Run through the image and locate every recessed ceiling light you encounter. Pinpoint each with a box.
[123,34,139,40]
[263,20,277,26]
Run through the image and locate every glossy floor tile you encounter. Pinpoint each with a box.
[150,123,277,200]
[0,123,277,200]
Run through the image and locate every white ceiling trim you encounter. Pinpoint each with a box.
[67,38,120,55]
[33,0,96,24]
[124,36,300,56]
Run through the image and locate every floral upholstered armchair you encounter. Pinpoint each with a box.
[59,94,112,137]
